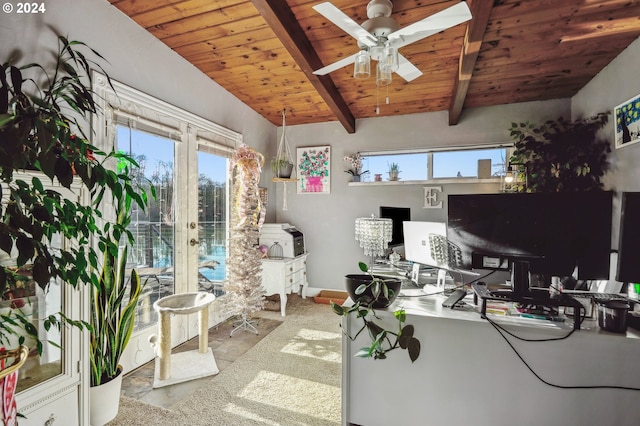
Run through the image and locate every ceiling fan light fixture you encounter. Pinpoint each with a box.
[379,45,399,73]
[369,44,383,61]
[354,50,371,79]
[376,62,392,86]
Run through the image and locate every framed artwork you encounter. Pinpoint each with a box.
[296,145,331,194]
[614,94,640,148]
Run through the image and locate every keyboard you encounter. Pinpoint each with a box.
[562,290,628,303]
[590,293,628,303]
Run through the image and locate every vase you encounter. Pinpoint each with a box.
[89,365,124,426]
[345,274,401,308]
[388,171,399,181]
[352,175,361,182]
[305,176,323,192]
[277,163,293,179]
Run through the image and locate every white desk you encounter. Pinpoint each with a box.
[342,290,640,426]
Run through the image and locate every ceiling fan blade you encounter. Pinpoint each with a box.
[313,2,376,47]
[313,52,359,75]
[395,54,423,82]
[388,2,472,49]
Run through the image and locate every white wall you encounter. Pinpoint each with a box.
[0,0,277,221]
[572,36,640,247]
[272,100,572,292]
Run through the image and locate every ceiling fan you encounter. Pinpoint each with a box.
[312,0,472,83]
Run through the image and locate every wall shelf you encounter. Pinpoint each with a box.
[347,178,501,186]
[272,178,299,183]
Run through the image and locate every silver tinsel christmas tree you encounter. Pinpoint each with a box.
[222,144,266,335]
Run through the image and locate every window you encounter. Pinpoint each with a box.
[360,146,510,182]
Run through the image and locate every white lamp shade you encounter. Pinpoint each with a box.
[353,50,371,80]
[355,217,393,257]
[376,63,392,86]
[379,46,399,73]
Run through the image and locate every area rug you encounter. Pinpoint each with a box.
[109,297,342,425]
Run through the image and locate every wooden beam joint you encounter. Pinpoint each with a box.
[251,0,356,133]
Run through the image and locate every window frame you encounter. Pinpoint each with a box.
[357,144,513,184]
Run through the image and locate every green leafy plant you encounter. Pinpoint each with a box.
[388,162,400,173]
[271,156,293,175]
[331,262,421,362]
[508,113,611,192]
[0,35,150,355]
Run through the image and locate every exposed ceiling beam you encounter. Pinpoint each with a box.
[448,0,494,125]
[250,0,356,134]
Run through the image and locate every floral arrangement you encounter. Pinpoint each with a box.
[344,153,368,176]
[298,147,330,177]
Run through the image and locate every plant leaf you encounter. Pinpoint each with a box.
[407,337,421,362]
[330,301,345,316]
[355,283,367,295]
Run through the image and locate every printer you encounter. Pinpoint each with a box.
[259,223,305,258]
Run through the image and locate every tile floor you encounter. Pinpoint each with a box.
[120,300,286,409]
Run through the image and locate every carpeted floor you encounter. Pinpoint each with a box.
[109,296,342,425]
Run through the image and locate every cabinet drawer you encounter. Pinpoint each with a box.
[21,387,79,426]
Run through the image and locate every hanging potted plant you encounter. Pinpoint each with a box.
[272,109,294,179]
[271,156,294,179]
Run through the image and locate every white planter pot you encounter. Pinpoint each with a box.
[89,366,123,426]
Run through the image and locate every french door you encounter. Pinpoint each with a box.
[115,125,231,372]
[92,73,240,373]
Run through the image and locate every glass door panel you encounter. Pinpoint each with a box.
[196,150,228,297]
[115,126,183,372]
[117,126,177,333]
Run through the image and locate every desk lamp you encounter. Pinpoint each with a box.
[355,215,393,267]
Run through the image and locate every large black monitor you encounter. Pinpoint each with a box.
[617,192,640,283]
[447,191,613,297]
[380,206,411,247]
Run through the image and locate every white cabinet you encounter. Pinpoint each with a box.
[261,254,308,316]
[3,173,89,426]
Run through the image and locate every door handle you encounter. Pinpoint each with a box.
[190,238,199,246]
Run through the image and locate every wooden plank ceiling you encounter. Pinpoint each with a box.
[108,0,640,133]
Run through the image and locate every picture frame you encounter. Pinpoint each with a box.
[296,146,331,194]
[614,94,640,149]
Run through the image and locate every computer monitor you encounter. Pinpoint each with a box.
[617,192,640,283]
[403,221,451,269]
[380,206,410,247]
[447,191,613,297]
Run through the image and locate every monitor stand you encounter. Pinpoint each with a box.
[471,282,582,330]
[471,259,583,330]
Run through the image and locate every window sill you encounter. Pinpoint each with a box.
[347,178,501,186]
